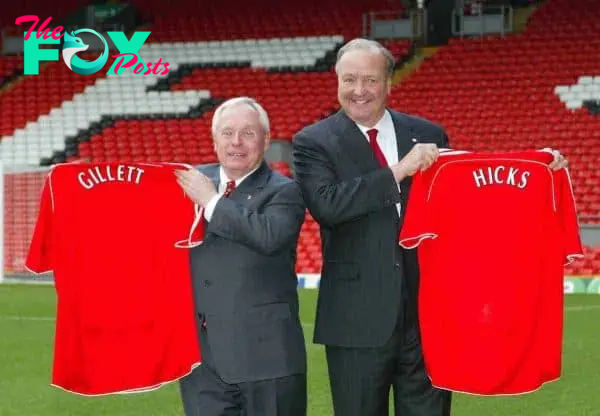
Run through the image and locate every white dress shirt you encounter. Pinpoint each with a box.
[355,109,402,216]
[203,165,259,221]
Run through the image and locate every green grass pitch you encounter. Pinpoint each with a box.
[0,284,599,415]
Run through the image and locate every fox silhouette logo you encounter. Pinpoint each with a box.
[61,29,108,75]
[62,32,87,70]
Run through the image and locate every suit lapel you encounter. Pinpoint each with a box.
[334,110,381,174]
[389,110,417,223]
[203,164,221,191]
[336,110,406,222]
[335,109,416,173]
[228,160,270,203]
[390,109,415,162]
[201,161,270,203]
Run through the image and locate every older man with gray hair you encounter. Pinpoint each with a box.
[176,96,307,416]
[292,37,569,416]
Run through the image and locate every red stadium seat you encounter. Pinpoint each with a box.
[564,245,600,276]
[269,161,293,177]
[2,0,596,276]
[126,0,401,42]
[389,0,600,221]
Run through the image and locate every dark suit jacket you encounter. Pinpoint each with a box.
[189,161,307,384]
[292,109,449,348]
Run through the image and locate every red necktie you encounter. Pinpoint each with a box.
[223,180,236,197]
[367,128,388,167]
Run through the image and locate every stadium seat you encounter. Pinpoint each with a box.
[269,161,292,177]
[0,39,341,165]
[296,211,322,274]
[1,0,596,277]
[390,0,600,220]
[564,245,600,276]
[126,0,402,42]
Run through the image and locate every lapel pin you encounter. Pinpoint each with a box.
[247,195,252,200]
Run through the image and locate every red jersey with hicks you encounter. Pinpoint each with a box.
[26,161,204,396]
[399,150,583,395]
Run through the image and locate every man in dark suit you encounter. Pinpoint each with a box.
[176,96,307,416]
[292,38,569,416]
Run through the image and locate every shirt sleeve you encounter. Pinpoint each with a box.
[398,166,438,249]
[554,167,584,265]
[25,173,55,274]
[203,193,222,222]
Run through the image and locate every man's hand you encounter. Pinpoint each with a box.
[175,168,218,207]
[390,143,440,182]
[548,149,569,171]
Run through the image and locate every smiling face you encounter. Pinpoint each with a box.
[213,103,270,179]
[336,48,392,127]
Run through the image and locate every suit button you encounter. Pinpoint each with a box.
[394,263,402,269]
[203,280,211,287]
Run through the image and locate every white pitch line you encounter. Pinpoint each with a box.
[0,304,599,322]
[0,316,55,321]
[563,304,600,312]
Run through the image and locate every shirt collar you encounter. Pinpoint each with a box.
[219,163,260,189]
[354,109,393,139]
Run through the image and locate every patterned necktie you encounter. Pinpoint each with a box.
[367,128,388,167]
[223,180,236,197]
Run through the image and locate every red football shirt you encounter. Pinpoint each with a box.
[26,161,204,396]
[399,150,583,395]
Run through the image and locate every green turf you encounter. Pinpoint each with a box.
[0,284,598,415]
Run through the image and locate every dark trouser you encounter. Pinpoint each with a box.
[325,307,452,416]
[179,325,307,416]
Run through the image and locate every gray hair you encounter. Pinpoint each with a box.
[211,96,271,136]
[335,38,396,77]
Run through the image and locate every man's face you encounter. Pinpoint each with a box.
[213,104,270,179]
[337,49,391,127]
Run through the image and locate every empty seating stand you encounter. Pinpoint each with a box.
[391,0,600,222]
[1,0,595,276]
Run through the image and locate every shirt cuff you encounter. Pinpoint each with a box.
[204,194,222,222]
